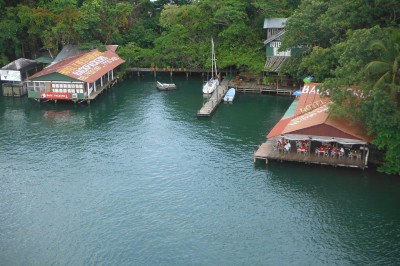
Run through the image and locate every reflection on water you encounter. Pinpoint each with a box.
[0,74,399,265]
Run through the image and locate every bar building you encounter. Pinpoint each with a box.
[254,83,371,169]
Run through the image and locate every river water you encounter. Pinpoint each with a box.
[1,75,399,265]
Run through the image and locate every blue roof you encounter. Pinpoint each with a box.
[282,98,299,119]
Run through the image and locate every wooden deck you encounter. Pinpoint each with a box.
[83,78,119,103]
[254,139,368,169]
[197,80,229,117]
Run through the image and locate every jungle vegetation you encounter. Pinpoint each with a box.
[0,0,399,174]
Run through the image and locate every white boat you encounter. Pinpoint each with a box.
[202,38,219,94]
[156,81,176,90]
[223,88,236,102]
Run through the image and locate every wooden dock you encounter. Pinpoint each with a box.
[197,80,229,117]
[127,67,234,78]
[229,80,294,95]
[254,139,368,169]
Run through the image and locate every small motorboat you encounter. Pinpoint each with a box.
[223,88,236,102]
[156,81,176,90]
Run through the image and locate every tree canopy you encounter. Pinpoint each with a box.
[0,0,298,72]
[281,0,400,174]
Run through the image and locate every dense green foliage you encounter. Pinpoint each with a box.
[0,0,298,71]
[281,0,400,174]
[0,0,399,174]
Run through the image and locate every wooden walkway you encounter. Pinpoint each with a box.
[127,67,233,76]
[197,80,229,117]
[128,67,203,73]
[229,80,294,95]
[79,77,118,103]
[254,139,368,169]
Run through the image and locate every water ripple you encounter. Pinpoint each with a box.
[0,76,399,265]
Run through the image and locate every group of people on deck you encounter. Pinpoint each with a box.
[274,137,362,159]
[316,145,345,157]
[330,147,345,157]
[275,137,292,153]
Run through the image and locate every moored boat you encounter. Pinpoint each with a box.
[223,88,236,102]
[203,78,219,94]
[156,81,176,90]
[202,38,219,94]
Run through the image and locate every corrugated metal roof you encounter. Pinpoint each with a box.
[267,117,292,138]
[1,58,38,71]
[29,49,125,83]
[105,45,119,52]
[282,97,299,118]
[263,18,287,29]
[264,56,289,72]
[34,57,54,64]
[52,44,82,64]
[267,83,371,142]
[264,30,285,45]
[29,53,85,81]
[30,72,81,82]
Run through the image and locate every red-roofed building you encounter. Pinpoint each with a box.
[254,83,371,169]
[267,83,370,144]
[26,48,125,102]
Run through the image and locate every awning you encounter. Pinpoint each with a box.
[277,134,368,145]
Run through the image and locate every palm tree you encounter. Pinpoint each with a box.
[365,39,400,103]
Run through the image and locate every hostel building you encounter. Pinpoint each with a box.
[27,48,125,103]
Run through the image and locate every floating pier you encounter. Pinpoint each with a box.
[197,80,228,117]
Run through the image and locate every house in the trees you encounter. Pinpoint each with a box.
[264,18,290,72]
[26,46,125,103]
[263,18,301,88]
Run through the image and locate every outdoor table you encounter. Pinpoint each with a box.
[297,147,307,155]
[349,151,362,160]
[316,147,328,157]
[330,148,340,158]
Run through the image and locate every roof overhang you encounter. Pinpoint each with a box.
[277,134,368,145]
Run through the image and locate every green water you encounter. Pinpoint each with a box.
[1,74,399,265]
